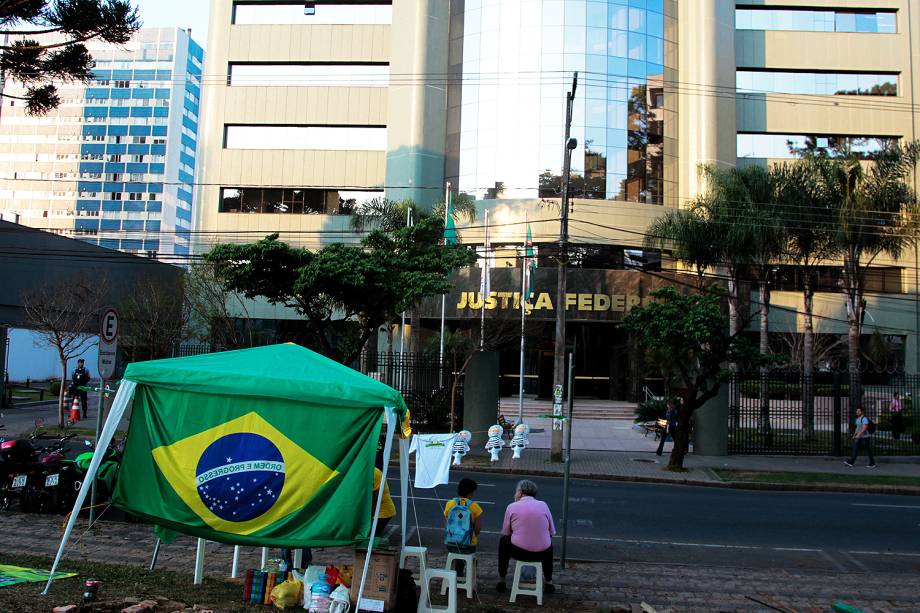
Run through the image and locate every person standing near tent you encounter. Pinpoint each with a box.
[372,467,396,537]
[71,358,91,419]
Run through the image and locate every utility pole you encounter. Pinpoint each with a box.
[552,72,578,461]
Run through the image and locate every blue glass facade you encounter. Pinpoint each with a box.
[449,0,672,204]
[75,28,203,256]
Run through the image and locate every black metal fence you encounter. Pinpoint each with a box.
[355,351,461,432]
[728,371,920,455]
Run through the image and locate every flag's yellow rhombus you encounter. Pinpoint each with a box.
[151,411,338,535]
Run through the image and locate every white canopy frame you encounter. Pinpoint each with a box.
[42,380,411,610]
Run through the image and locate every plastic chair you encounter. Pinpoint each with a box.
[442,552,476,598]
[509,560,543,605]
[417,568,457,613]
[399,545,428,581]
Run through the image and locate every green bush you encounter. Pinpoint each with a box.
[49,380,61,396]
[635,398,668,423]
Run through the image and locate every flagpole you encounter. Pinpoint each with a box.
[439,182,450,388]
[517,214,527,425]
[480,210,489,350]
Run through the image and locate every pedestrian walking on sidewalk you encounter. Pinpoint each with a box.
[845,406,876,468]
[889,392,904,441]
[496,479,556,594]
[656,399,678,456]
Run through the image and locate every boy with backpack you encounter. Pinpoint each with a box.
[444,478,483,575]
[845,406,877,468]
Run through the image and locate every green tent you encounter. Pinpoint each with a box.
[45,344,412,593]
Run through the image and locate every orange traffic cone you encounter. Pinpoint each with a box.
[69,396,81,423]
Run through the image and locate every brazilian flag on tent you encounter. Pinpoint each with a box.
[111,344,408,548]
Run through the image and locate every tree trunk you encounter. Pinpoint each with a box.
[847,304,862,424]
[758,280,772,446]
[385,321,394,386]
[727,275,741,433]
[802,280,815,439]
[667,398,693,470]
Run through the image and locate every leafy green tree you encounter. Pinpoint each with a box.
[623,286,762,470]
[0,0,141,115]
[816,142,920,417]
[644,208,721,291]
[205,216,476,364]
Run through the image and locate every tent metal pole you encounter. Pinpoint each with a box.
[150,538,161,570]
[356,407,395,612]
[231,545,240,578]
[260,547,268,569]
[399,437,409,550]
[194,538,205,585]
[43,381,138,595]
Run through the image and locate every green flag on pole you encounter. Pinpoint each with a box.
[111,344,405,548]
[524,223,537,299]
[444,190,458,246]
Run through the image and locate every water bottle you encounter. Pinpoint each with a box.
[308,581,332,613]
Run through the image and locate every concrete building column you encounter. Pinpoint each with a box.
[677,0,736,204]
[385,0,450,208]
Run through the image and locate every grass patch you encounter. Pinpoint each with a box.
[714,468,920,488]
[0,551,249,613]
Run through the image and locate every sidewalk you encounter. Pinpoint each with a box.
[0,390,129,437]
[457,447,920,493]
[3,512,919,612]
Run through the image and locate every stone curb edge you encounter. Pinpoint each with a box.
[448,463,920,497]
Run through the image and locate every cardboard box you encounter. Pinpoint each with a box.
[351,547,398,611]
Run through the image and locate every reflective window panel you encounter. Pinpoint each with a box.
[737,71,898,96]
[736,8,897,33]
[737,133,899,159]
[232,2,392,25]
[219,187,382,214]
[452,0,670,203]
[224,125,387,150]
[228,63,390,87]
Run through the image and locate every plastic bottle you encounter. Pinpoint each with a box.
[308,581,332,613]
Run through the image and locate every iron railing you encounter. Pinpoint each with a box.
[728,371,920,455]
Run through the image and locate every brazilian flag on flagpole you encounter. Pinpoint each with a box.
[524,222,537,300]
[111,344,408,548]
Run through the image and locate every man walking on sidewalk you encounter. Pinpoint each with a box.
[845,406,876,468]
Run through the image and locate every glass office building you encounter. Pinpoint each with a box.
[0,28,203,258]
[447,0,675,204]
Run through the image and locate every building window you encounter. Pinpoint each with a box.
[736,8,897,33]
[737,134,898,160]
[114,80,131,88]
[219,187,382,215]
[132,136,148,144]
[737,71,898,96]
[128,192,145,200]
[232,2,392,25]
[110,192,123,200]
[223,124,387,151]
[228,62,390,87]
[107,154,122,162]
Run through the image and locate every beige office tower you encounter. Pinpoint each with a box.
[197,1,919,373]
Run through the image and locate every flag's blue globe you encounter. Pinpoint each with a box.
[195,433,286,522]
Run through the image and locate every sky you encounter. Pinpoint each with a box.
[136,0,210,47]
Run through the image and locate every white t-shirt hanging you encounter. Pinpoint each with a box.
[409,433,458,489]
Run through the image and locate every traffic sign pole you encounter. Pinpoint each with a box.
[91,309,118,525]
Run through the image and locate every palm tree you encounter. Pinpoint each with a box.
[819,142,920,419]
[644,208,721,291]
[772,161,839,438]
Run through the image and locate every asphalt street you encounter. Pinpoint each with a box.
[388,470,920,575]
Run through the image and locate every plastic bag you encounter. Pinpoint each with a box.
[270,578,304,609]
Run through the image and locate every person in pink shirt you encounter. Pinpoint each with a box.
[496,479,556,593]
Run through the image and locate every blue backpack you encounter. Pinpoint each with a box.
[444,497,473,546]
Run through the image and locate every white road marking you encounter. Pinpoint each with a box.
[849,550,920,557]
[575,519,593,527]
[391,495,495,505]
[774,547,822,552]
[819,550,848,573]
[840,550,870,572]
[851,503,920,510]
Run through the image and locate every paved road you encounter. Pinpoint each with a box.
[388,470,920,575]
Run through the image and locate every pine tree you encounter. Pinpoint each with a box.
[0,0,141,115]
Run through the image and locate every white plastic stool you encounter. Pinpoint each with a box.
[399,545,428,581]
[509,560,544,605]
[442,552,476,599]
[418,568,457,613]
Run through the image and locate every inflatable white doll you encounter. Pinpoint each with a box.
[510,423,530,459]
[452,430,471,466]
[485,424,504,462]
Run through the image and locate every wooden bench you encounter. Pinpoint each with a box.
[641,419,668,440]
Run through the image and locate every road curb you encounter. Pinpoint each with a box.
[451,463,920,496]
